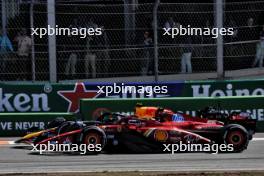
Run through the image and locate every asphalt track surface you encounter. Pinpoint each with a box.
[0,134,264,174]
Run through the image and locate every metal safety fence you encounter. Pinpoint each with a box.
[0,0,263,82]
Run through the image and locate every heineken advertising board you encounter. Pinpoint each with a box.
[1,79,264,136]
[1,79,264,113]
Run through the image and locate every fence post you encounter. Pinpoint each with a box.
[30,0,36,82]
[153,0,160,82]
[124,0,136,46]
[47,0,57,82]
[1,0,7,34]
[215,0,224,78]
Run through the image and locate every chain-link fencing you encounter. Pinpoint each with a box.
[223,1,264,70]
[0,1,263,82]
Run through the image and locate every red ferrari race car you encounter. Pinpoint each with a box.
[134,103,256,140]
[15,109,251,154]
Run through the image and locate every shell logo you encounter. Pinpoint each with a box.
[154,130,168,142]
[117,126,122,132]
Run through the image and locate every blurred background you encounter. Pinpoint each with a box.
[0,0,264,82]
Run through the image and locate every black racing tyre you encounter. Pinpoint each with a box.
[223,124,249,153]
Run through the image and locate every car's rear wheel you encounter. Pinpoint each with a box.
[223,124,249,153]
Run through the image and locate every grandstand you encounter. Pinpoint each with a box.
[0,0,264,82]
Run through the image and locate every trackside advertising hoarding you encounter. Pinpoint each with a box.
[79,96,264,121]
[1,79,264,113]
[79,97,264,132]
[1,79,264,136]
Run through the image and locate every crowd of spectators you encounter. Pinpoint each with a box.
[0,28,31,80]
[0,1,264,81]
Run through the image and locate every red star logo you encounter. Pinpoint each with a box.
[57,82,100,112]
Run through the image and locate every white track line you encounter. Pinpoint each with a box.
[252,138,264,141]
[0,137,263,145]
[8,141,15,144]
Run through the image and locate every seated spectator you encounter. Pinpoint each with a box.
[0,29,14,80]
[14,28,31,80]
[252,25,264,68]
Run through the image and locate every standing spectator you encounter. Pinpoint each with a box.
[96,26,110,77]
[226,18,239,56]
[164,17,176,29]
[201,20,213,57]
[141,31,153,76]
[87,18,98,29]
[14,28,32,80]
[252,25,264,67]
[65,53,78,78]
[84,37,96,78]
[0,29,14,80]
[65,18,79,79]
[241,18,259,56]
[243,18,259,41]
[180,36,192,74]
[83,18,99,78]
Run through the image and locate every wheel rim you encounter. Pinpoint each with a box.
[84,133,101,145]
[227,131,244,146]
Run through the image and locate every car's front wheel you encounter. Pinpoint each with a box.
[82,128,106,154]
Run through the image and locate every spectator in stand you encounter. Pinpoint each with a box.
[87,18,98,29]
[83,18,99,78]
[65,18,79,79]
[201,20,213,57]
[84,36,96,78]
[96,26,110,77]
[141,31,153,76]
[180,36,193,74]
[227,18,239,43]
[226,18,239,56]
[243,18,259,41]
[0,29,14,80]
[164,17,176,29]
[14,28,32,80]
[164,17,180,59]
[252,25,264,68]
[241,18,259,56]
